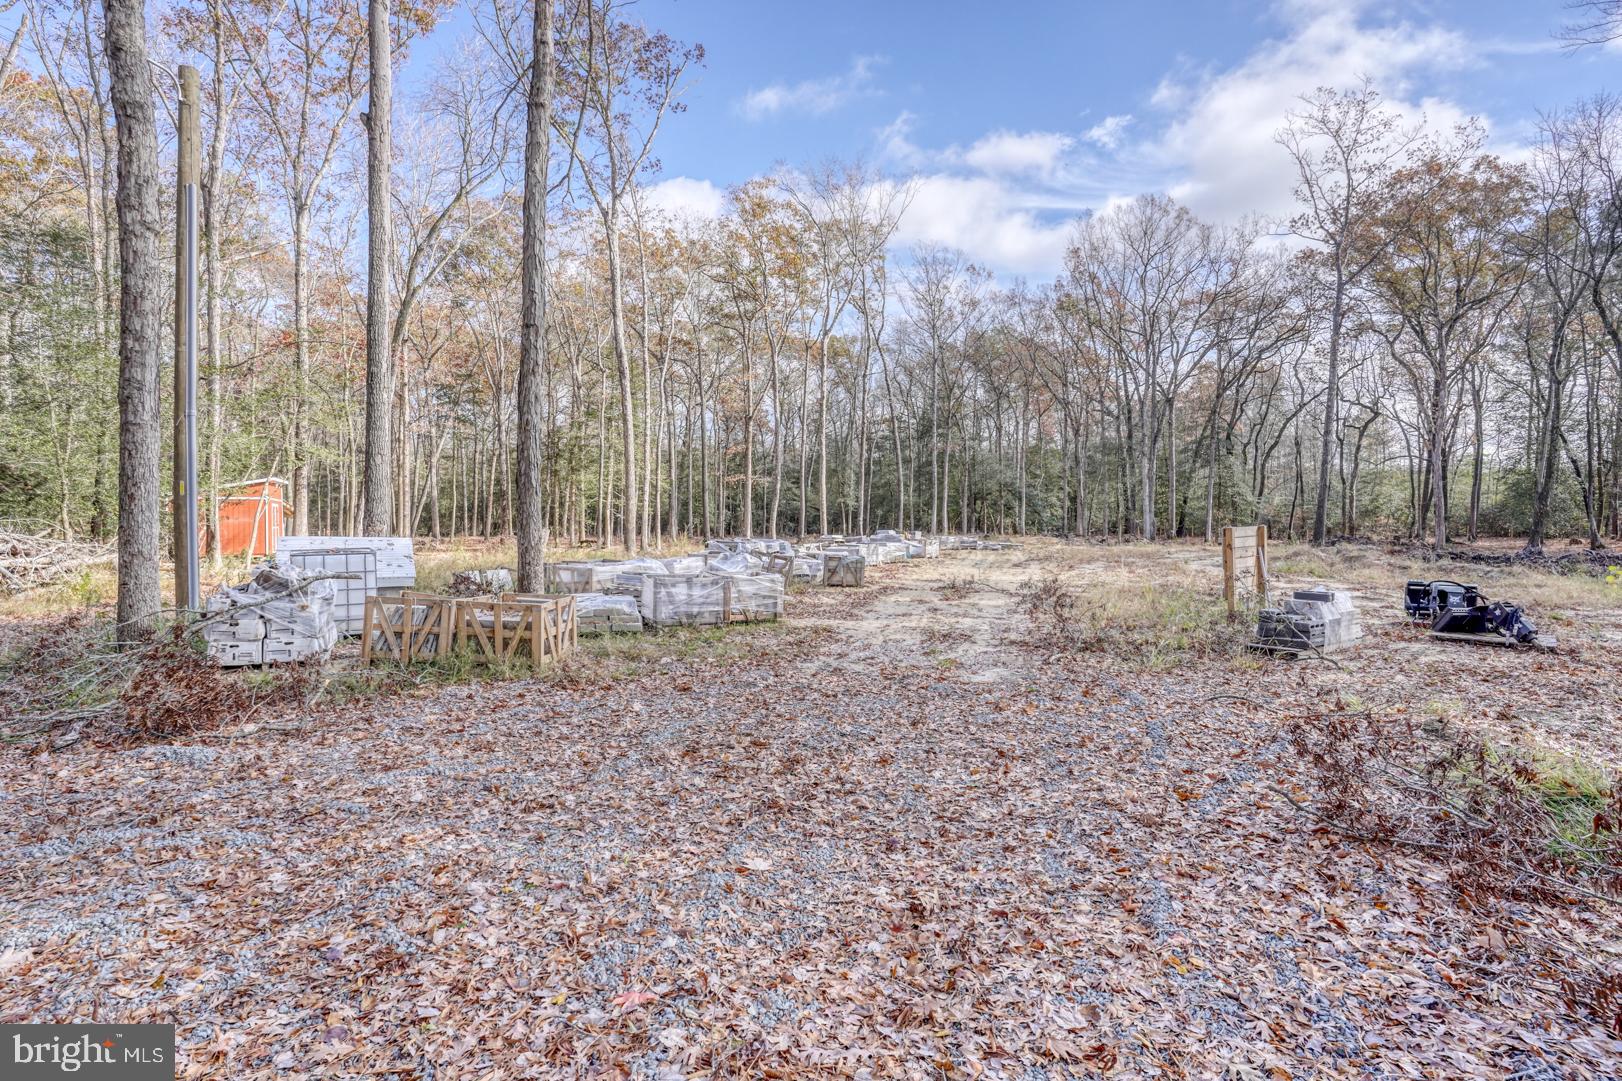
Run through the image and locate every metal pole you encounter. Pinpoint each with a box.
[174,65,201,611]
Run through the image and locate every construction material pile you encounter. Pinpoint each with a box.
[200,561,340,667]
[539,531,967,630]
[0,529,115,594]
[572,593,643,634]
[1255,588,1361,653]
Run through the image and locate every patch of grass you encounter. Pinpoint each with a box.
[1473,746,1619,864]
[0,564,119,620]
[1018,572,1244,670]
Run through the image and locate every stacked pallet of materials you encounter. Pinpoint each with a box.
[640,573,730,628]
[282,546,376,635]
[822,551,867,587]
[277,535,415,596]
[202,561,340,667]
[705,550,764,575]
[361,591,456,663]
[639,571,785,628]
[662,554,708,575]
[726,572,786,620]
[606,557,670,595]
[571,592,644,634]
[545,561,622,594]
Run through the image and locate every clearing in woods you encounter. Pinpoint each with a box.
[3,539,1621,1077]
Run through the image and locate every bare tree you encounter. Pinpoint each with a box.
[552,0,698,553]
[1278,80,1424,545]
[1560,1,1622,46]
[226,0,366,535]
[1368,152,1527,552]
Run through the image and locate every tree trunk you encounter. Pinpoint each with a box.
[104,0,163,634]
[1310,273,1345,544]
[361,0,394,535]
[515,0,553,590]
[291,200,311,534]
[603,212,638,554]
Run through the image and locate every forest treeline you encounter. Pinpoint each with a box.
[1,0,1619,580]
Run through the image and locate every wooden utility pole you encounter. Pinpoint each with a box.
[173,64,201,611]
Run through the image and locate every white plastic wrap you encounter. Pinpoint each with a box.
[727,573,785,620]
[203,560,339,666]
[546,562,621,593]
[661,554,708,575]
[823,552,866,587]
[1282,589,1360,650]
[283,546,376,635]
[641,573,732,627]
[707,537,792,557]
[638,572,783,627]
[706,550,764,575]
[607,557,669,595]
[790,555,826,583]
[572,591,644,634]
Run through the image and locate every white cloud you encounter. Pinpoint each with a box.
[738,55,884,120]
[690,0,1529,280]
[962,130,1074,176]
[643,176,726,221]
[877,110,926,168]
[1083,114,1133,150]
[889,176,1076,277]
[1146,0,1480,220]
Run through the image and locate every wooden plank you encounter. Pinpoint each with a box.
[1254,524,1268,606]
[360,596,379,664]
[1222,526,1237,617]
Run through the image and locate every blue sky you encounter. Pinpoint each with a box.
[7,0,1608,278]
[572,0,1617,277]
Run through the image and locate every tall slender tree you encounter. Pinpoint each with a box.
[361,0,393,534]
[102,0,161,632]
[514,0,551,591]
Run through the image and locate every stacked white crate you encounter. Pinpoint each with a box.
[203,601,268,666]
[276,535,415,596]
[283,546,376,635]
[1283,589,1361,650]
[202,562,340,667]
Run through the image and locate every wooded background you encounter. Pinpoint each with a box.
[1,0,1619,562]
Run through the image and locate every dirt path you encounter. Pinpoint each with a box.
[2,545,1618,1079]
[800,548,1033,684]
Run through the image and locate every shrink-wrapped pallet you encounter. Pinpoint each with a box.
[202,561,339,666]
[572,592,644,634]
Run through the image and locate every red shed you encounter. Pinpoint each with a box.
[206,477,286,559]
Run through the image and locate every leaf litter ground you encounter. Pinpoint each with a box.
[3,540,1620,1079]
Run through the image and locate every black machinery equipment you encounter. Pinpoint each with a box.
[1403,578,1552,649]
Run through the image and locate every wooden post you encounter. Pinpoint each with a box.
[173,65,201,610]
[1222,526,1236,618]
[1223,524,1265,619]
[1255,524,1268,607]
